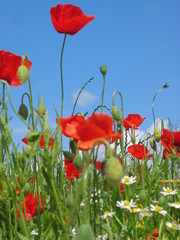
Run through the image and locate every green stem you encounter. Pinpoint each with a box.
[101,75,106,113]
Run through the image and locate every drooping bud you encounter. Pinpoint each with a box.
[69,139,77,154]
[63,151,74,161]
[111,105,121,122]
[76,224,95,240]
[101,156,123,187]
[18,103,28,120]
[38,97,46,118]
[100,65,107,77]
[74,154,83,170]
[17,65,29,84]
[154,127,161,142]
[150,137,157,151]
[26,132,41,143]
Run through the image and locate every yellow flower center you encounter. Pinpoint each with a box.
[104,211,109,216]
[124,201,130,206]
[137,204,143,209]
[133,207,138,212]
[174,202,179,205]
[143,211,147,216]
[166,188,172,193]
[171,224,177,229]
[124,177,130,183]
[155,206,162,212]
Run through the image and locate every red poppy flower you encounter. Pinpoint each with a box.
[57,113,123,151]
[160,129,180,159]
[0,50,32,86]
[17,193,44,221]
[122,114,145,130]
[50,4,95,35]
[128,144,153,160]
[22,135,54,149]
[146,228,158,240]
[64,159,82,180]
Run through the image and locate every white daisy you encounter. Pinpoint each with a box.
[116,199,136,211]
[101,211,115,220]
[166,222,180,230]
[139,208,153,220]
[96,233,108,240]
[160,187,178,196]
[150,204,167,216]
[121,176,136,185]
[168,201,180,209]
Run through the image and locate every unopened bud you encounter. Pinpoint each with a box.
[154,127,161,142]
[24,145,32,157]
[63,151,74,161]
[69,139,77,154]
[26,132,41,142]
[100,65,107,77]
[112,106,121,122]
[18,103,28,120]
[131,134,136,144]
[74,154,83,170]
[17,65,29,84]
[38,97,46,118]
[150,137,156,151]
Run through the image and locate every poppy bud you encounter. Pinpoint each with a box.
[24,145,32,157]
[131,134,136,144]
[38,97,46,118]
[17,65,29,84]
[18,103,28,120]
[74,154,83,170]
[26,132,41,143]
[111,106,121,122]
[150,137,156,151]
[100,65,107,77]
[76,224,95,240]
[63,151,74,161]
[154,127,161,142]
[69,139,77,154]
[101,156,123,187]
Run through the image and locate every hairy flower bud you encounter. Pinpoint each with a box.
[150,137,156,151]
[76,224,95,240]
[101,156,123,187]
[24,145,32,157]
[18,103,28,120]
[74,154,83,170]
[100,65,107,77]
[26,132,41,142]
[69,139,77,154]
[38,97,46,118]
[63,151,74,161]
[112,106,121,122]
[154,127,161,142]
[17,65,29,84]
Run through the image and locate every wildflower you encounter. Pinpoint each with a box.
[101,211,115,220]
[139,208,153,220]
[57,113,123,150]
[122,114,145,130]
[146,228,158,240]
[160,187,178,196]
[22,135,54,149]
[64,159,82,181]
[166,222,180,230]
[17,193,44,221]
[160,129,180,159]
[131,207,142,213]
[116,199,136,211]
[128,144,153,160]
[150,204,167,216]
[168,201,180,209]
[97,234,108,239]
[121,176,136,185]
[50,4,95,35]
[0,50,32,86]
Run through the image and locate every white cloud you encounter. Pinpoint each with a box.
[72,90,98,107]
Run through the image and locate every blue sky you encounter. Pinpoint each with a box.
[0,0,180,146]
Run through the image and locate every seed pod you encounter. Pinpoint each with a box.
[101,156,123,187]
[63,151,74,161]
[18,103,28,120]
[112,106,121,122]
[76,224,95,240]
[74,154,83,170]
[26,132,41,142]
[100,65,107,76]
[154,127,161,142]
[38,97,46,118]
[17,65,29,84]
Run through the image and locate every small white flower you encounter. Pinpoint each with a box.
[166,222,180,230]
[101,211,115,220]
[96,233,108,240]
[121,176,136,185]
[160,187,178,196]
[72,227,76,236]
[139,208,153,220]
[150,204,167,216]
[116,199,136,211]
[168,201,180,209]
[131,207,142,213]
[31,230,38,236]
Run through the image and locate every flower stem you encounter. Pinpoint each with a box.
[101,75,106,113]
